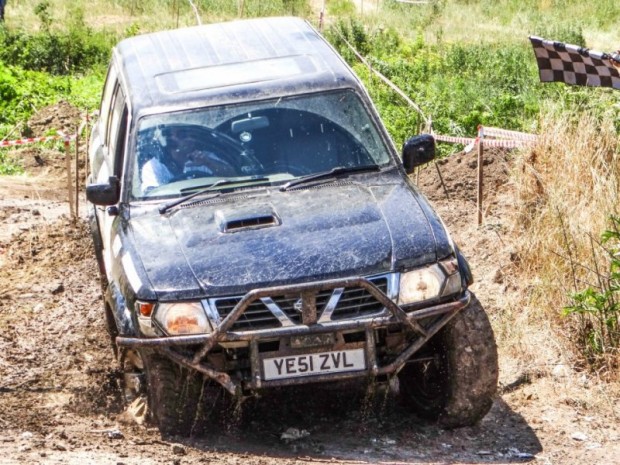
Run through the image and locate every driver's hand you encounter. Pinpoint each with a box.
[187,150,209,164]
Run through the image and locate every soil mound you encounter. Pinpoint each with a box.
[416,147,512,204]
[26,100,84,138]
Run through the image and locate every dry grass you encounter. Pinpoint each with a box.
[511,108,620,377]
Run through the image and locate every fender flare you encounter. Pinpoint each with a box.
[455,246,474,287]
[104,281,138,336]
[88,207,108,284]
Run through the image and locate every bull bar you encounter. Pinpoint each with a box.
[117,277,471,395]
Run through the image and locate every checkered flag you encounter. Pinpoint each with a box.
[529,36,620,90]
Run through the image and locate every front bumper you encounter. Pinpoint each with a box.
[117,277,470,394]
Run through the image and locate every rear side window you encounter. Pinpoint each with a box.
[99,64,118,143]
[107,86,128,177]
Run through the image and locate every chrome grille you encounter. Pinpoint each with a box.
[330,278,388,320]
[212,275,391,331]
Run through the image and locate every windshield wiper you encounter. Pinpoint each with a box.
[279,165,381,192]
[179,176,270,194]
[158,176,269,214]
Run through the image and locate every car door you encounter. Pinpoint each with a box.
[92,68,129,280]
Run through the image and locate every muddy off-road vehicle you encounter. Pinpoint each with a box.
[86,17,498,435]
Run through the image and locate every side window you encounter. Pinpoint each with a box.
[108,86,128,177]
[99,64,118,144]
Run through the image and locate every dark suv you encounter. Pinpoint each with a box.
[86,17,498,435]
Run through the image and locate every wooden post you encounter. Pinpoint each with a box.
[476,139,484,226]
[319,0,326,31]
[434,161,450,199]
[75,128,79,218]
[84,114,90,183]
[64,136,75,218]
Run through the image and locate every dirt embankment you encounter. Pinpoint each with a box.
[1,103,619,464]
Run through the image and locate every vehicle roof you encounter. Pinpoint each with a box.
[114,17,363,116]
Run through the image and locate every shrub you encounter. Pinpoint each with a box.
[512,108,620,377]
[564,217,620,372]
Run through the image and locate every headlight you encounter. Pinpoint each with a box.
[399,265,444,305]
[154,302,211,335]
[398,259,463,305]
[440,258,463,298]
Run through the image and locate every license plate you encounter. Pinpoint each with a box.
[262,349,366,381]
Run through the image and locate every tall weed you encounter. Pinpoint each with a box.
[564,216,620,372]
[512,108,620,376]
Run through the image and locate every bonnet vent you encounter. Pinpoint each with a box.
[215,207,280,233]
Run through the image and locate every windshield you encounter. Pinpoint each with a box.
[130,89,394,200]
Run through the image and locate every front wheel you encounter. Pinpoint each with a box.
[144,354,228,436]
[398,294,498,428]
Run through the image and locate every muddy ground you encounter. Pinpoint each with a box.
[1,104,619,464]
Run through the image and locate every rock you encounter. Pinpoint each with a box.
[552,364,569,378]
[280,428,310,442]
[106,429,124,440]
[117,397,148,426]
[508,447,534,459]
[172,444,186,455]
[50,282,65,295]
[571,432,588,441]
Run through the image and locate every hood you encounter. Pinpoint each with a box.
[129,177,446,298]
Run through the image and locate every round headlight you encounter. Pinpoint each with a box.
[155,302,211,335]
[399,265,444,305]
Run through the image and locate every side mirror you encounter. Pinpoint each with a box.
[86,176,120,206]
[402,134,436,174]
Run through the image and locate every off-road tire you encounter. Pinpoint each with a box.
[144,355,209,437]
[399,294,498,428]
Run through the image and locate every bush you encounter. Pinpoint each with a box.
[0,26,113,75]
[0,60,103,125]
[564,217,620,372]
[512,108,620,377]
[0,1,115,76]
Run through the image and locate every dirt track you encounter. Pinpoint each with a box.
[1,105,620,464]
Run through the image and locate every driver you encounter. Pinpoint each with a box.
[141,126,237,192]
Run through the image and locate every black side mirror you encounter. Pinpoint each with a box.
[402,134,436,174]
[86,176,120,206]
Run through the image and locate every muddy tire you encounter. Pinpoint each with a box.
[144,355,207,436]
[398,294,498,428]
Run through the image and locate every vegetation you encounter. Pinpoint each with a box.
[513,108,620,376]
[1,0,619,376]
[564,216,620,371]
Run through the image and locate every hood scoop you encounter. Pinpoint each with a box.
[215,206,280,233]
